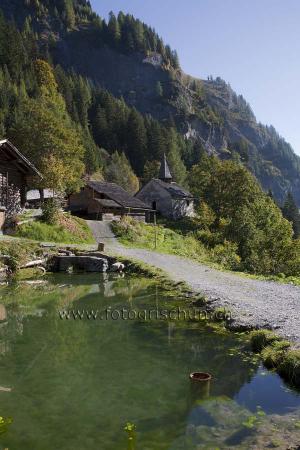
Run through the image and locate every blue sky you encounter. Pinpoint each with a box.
[90,0,300,155]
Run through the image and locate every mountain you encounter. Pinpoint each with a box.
[1,0,300,204]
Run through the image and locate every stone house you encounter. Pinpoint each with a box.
[68,180,152,221]
[135,154,195,220]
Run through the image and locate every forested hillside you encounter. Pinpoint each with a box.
[0,0,300,205]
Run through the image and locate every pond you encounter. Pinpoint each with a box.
[0,274,300,449]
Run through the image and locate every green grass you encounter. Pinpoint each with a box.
[250,330,300,387]
[112,217,300,285]
[112,217,211,262]
[249,330,282,352]
[15,214,95,244]
[112,217,240,271]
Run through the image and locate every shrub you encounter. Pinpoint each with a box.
[195,202,216,229]
[42,198,60,225]
[210,241,241,270]
[195,229,224,248]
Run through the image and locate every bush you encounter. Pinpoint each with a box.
[195,229,224,248]
[210,241,241,270]
[42,198,60,225]
[194,202,216,229]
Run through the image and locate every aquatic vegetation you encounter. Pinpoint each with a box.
[242,406,266,429]
[124,422,136,450]
[0,416,13,435]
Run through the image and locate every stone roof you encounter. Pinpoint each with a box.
[153,179,194,199]
[93,198,122,208]
[87,181,152,210]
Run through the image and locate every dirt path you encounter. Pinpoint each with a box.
[87,220,300,343]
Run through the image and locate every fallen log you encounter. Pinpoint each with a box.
[20,259,46,269]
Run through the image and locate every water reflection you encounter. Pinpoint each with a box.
[0,275,299,449]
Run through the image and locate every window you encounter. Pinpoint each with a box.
[152,201,157,210]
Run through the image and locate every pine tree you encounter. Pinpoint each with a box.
[282,192,300,238]
[108,11,121,46]
[142,160,160,184]
[126,108,147,175]
[165,128,187,186]
[105,152,139,194]
[155,81,163,98]
[63,0,75,29]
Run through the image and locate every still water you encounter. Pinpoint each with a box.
[0,274,299,449]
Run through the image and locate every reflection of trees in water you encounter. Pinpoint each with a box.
[131,319,259,399]
[0,304,24,357]
[0,276,282,450]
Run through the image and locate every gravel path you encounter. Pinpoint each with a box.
[87,220,300,343]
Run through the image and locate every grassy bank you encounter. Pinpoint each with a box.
[15,213,95,244]
[112,217,300,285]
[250,330,300,388]
[112,217,238,268]
[0,240,45,274]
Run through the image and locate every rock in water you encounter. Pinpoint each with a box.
[51,256,109,273]
[111,262,125,273]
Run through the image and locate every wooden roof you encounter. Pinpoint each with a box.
[87,181,152,210]
[0,140,42,178]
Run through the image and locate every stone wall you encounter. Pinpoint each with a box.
[136,180,173,219]
[171,199,195,220]
[136,180,194,220]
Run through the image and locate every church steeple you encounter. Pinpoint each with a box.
[159,153,172,183]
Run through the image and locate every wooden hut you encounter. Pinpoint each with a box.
[0,139,42,226]
[68,181,152,221]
